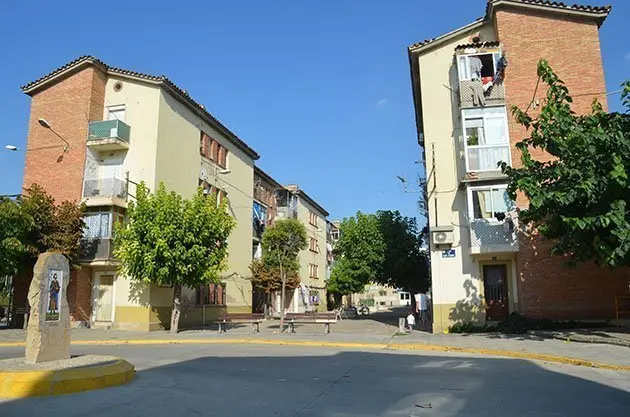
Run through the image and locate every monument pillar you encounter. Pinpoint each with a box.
[25,252,71,363]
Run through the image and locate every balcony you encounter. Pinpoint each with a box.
[459,80,505,108]
[469,219,519,255]
[456,46,506,108]
[88,120,131,150]
[82,177,128,208]
[79,238,116,264]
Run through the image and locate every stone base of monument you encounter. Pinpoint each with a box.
[0,355,135,398]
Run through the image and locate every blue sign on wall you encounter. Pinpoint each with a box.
[442,249,456,258]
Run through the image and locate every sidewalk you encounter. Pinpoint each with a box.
[528,329,630,348]
[2,322,629,371]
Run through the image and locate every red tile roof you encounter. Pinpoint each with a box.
[21,55,260,160]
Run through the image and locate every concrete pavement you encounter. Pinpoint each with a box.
[0,343,628,416]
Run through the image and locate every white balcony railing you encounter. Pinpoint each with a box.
[466,144,510,172]
[83,177,127,200]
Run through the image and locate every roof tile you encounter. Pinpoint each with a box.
[21,56,259,159]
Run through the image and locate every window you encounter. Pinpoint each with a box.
[468,185,514,221]
[309,264,318,279]
[462,107,510,172]
[379,290,387,297]
[309,237,318,253]
[400,293,410,301]
[83,212,111,239]
[196,283,226,305]
[457,53,500,81]
[200,132,228,169]
[309,211,318,227]
[107,105,126,122]
[331,229,340,241]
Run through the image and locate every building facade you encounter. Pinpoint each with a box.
[408,1,628,333]
[276,185,329,313]
[19,56,259,330]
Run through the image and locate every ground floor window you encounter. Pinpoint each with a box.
[196,283,226,306]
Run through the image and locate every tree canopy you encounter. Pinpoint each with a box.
[375,210,430,294]
[114,182,235,332]
[252,218,307,329]
[327,212,385,295]
[0,184,85,277]
[501,60,630,267]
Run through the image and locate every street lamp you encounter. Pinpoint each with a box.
[38,118,70,152]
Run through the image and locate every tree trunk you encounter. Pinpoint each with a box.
[170,284,182,333]
[279,262,286,333]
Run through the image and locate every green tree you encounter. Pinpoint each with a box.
[258,218,307,331]
[376,210,430,294]
[0,184,85,274]
[0,197,33,278]
[502,59,630,267]
[114,182,235,333]
[327,212,385,296]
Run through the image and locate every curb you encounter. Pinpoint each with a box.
[1,339,628,372]
[0,358,135,398]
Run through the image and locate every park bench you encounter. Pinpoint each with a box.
[284,312,338,334]
[216,313,264,333]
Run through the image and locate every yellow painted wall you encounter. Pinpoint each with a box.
[155,91,255,309]
[102,76,161,191]
[413,22,523,332]
[295,195,328,310]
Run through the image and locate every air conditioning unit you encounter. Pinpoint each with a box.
[430,226,454,247]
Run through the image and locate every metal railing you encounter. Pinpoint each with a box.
[83,177,127,199]
[88,120,131,143]
[470,219,518,251]
[459,79,505,108]
[79,238,115,261]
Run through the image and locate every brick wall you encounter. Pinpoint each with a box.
[494,6,629,319]
[22,66,107,203]
[67,267,92,322]
[20,65,106,323]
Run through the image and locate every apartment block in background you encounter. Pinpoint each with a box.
[408,1,628,333]
[19,56,259,330]
[278,185,329,313]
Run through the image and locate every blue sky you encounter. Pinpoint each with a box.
[1,0,628,226]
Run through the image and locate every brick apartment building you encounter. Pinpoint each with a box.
[408,0,629,332]
[15,56,329,330]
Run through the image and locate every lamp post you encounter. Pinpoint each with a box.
[37,118,70,152]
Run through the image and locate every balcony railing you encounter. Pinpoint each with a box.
[459,79,505,108]
[83,177,127,200]
[466,144,510,172]
[88,120,131,143]
[79,238,115,262]
[469,219,519,254]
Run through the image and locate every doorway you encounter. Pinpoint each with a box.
[483,264,509,321]
[93,274,114,322]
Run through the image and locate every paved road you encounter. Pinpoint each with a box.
[1,344,629,416]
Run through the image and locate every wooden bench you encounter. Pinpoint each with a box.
[284,312,338,334]
[216,313,264,333]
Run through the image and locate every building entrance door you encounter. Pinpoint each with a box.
[483,264,509,321]
[93,274,114,322]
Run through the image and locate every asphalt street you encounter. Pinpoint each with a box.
[0,343,629,416]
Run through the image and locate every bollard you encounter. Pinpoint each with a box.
[398,317,406,333]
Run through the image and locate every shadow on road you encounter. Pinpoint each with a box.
[1,345,628,416]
